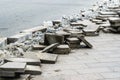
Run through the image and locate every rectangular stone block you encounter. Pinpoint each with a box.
[5,58,40,66]
[78,36,93,48]
[53,45,71,54]
[32,44,46,50]
[25,65,42,75]
[0,62,26,73]
[66,38,80,48]
[0,71,16,77]
[44,33,64,45]
[36,52,58,64]
[83,29,99,36]
[42,43,59,53]
[99,11,117,15]
[0,74,31,80]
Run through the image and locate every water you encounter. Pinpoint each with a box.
[0,0,97,37]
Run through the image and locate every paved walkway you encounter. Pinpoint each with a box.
[32,32,120,80]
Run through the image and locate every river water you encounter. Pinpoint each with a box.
[0,0,97,37]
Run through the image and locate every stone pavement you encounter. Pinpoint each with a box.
[32,32,120,80]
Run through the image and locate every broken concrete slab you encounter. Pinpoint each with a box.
[53,45,71,54]
[36,52,58,64]
[20,26,47,34]
[69,30,83,37]
[0,74,31,80]
[5,58,40,66]
[42,43,59,53]
[0,37,7,49]
[96,15,119,21]
[66,38,80,49]
[52,20,61,26]
[108,17,120,28]
[32,44,46,50]
[44,33,64,45]
[99,11,117,15]
[0,62,26,73]
[83,29,99,36]
[25,65,42,75]
[56,31,71,40]
[77,36,93,48]
[23,52,39,60]
[0,71,16,77]
[66,38,80,43]
[70,22,87,27]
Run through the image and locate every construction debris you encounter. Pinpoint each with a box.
[42,43,59,53]
[36,52,58,64]
[77,36,93,48]
[66,38,80,49]
[0,74,31,80]
[44,33,64,45]
[32,44,46,50]
[5,57,41,66]
[53,45,71,54]
[1,0,120,79]
[25,65,42,75]
[0,62,26,77]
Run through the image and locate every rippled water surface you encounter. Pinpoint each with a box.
[0,0,96,36]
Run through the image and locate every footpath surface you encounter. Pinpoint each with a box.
[32,32,120,80]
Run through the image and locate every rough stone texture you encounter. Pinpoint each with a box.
[66,38,80,49]
[44,33,64,45]
[0,74,31,80]
[0,71,16,77]
[31,32,120,80]
[5,57,40,66]
[25,65,42,75]
[53,45,71,54]
[0,62,26,73]
[78,36,93,48]
[32,44,46,50]
[42,43,59,53]
[36,52,58,64]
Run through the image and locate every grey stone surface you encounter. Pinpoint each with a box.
[0,71,16,77]
[0,62,26,73]
[25,65,42,75]
[5,58,40,66]
[66,37,80,49]
[44,33,64,45]
[31,31,120,80]
[78,36,93,48]
[53,45,71,54]
[36,52,58,64]
[0,74,31,80]
[32,44,46,50]
[42,43,59,53]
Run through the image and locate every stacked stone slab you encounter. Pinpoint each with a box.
[66,38,80,49]
[0,62,26,77]
[53,45,71,54]
[108,17,120,32]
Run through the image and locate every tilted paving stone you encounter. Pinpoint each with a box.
[36,52,58,64]
[41,43,59,53]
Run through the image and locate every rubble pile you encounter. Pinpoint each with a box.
[0,0,120,79]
